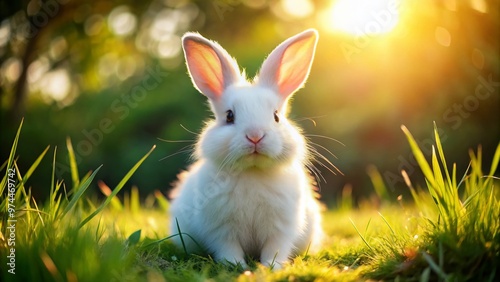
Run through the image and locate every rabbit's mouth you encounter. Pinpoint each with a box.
[246,148,268,158]
[228,142,287,170]
[236,151,274,170]
[251,146,263,155]
[244,153,273,168]
[243,142,265,156]
[227,145,293,171]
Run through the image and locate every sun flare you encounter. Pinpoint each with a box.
[326,0,401,36]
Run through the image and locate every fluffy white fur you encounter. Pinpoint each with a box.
[169,29,322,269]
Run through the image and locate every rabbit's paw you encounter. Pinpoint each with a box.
[214,244,247,269]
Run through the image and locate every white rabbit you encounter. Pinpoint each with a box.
[169,29,323,269]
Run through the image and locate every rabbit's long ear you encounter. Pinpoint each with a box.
[182,33,241,100]
[257,29,318,100]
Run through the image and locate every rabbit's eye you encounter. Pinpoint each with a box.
[274,110,280,123]
[226,110,235,124]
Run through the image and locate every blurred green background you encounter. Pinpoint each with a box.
[1,0,499,206]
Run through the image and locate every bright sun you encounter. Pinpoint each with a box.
[326,0,401,36]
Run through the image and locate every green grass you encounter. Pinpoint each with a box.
[1,121,498,281]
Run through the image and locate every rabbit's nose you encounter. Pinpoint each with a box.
[246,133,265,144]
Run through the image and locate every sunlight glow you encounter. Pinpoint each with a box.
[326,0,401,36]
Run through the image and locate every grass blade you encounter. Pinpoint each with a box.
[487,142,500,181]
[61,165,103,218]
[142,231,204,252]
[420,267,431,282]
[176,217,188,255]
[79,145,156,228]
[401,125,436,188]
[422,252,448,280]
[350,218,374,252]
[66,137,80,189]
[378,212,396,238]
[1,118,23,195]
[98,180,123,211]
[433,122,453,188]
[431,146,445,191]
[131,186,140,215]
[126,229,142,247]
[49,147,57,220]
[154,190,169,212]
[367,165,389,202]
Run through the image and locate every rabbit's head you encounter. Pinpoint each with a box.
[182,29,318,171]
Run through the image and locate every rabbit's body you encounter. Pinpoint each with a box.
[171,158,321,266]
[169,29,323,268]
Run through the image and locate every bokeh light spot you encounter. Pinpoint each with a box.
[84,14,105,36]
[470,0,488,13]
[49,36,68,60]
[157,35,181,59]
[98,53,119,78]
[115,56,138,81]
[39,69,72,102]
[0,20,11,48]
[150,10,178,40]
[28,57,50,83]
[2,57,22,82]
[281,0,314,19]
[435,26,451,47]
[108,6,137,37]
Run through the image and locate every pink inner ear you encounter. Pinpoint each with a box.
[276,36,316,98]
[184,40,224,98]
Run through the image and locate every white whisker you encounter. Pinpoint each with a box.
[214,148,235,180]
[306,161,326,185]
[157,138,195,143]
[314,152,342,176]
[180,124,199,135]
[305,134,346,147]
[159,146,193,162]
[308,141,339,160]
[294,115,328,122]
[306,143,343,177]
